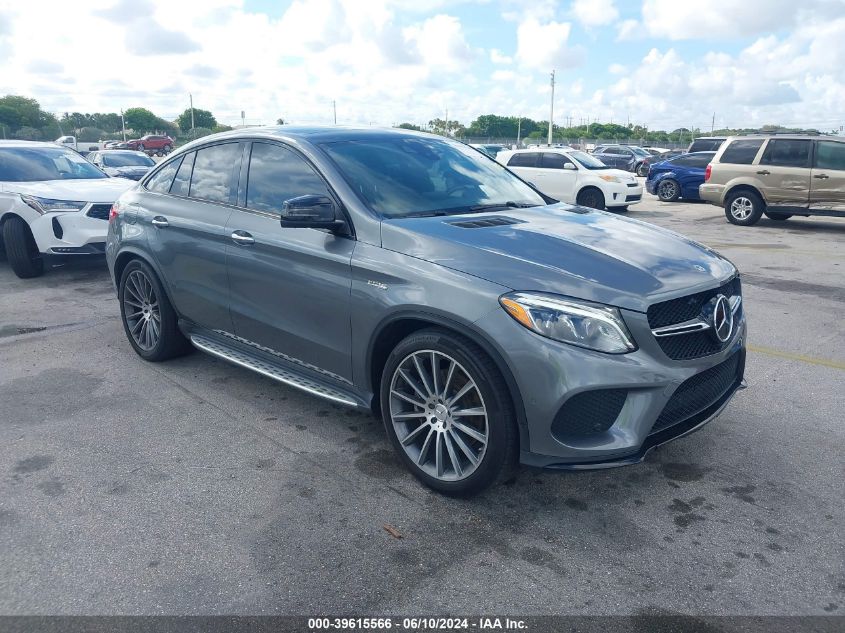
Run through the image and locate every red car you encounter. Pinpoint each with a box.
[120,134,174,154]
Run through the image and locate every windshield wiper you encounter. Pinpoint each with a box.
[467,201,537,212]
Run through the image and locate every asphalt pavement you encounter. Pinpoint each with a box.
[0,187,843,616]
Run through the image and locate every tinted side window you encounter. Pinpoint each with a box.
[246,142,331,214]
[170,152,195,197]
[540,153,573,169]
[668,155,695,167]
[507,153,539,167]
[761,139,811,168]
[189,143,241,204]
[677,153,714,168]
[720,140,764,165]
[815,141,845,171]
[146,156,183,194]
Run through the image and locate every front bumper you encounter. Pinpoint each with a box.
[606,181,643,207]
[28,203,111,254]
[698,183,725,206]
[473,304,747,468]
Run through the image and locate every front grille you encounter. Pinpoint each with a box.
[551,389,627,441]
[626,194,642,202]
[627,182,639,188]
[651,351,741,434]
[648,277,741,329]
[86,204,112,220]
[648,277,742,361]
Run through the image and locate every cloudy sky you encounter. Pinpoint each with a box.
[2,0,845,131]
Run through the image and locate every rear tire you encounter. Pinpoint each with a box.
[765,212,792,221]
[656,178,681,202]
[576,187,606,210]
[163,144,172,153]
[119,259,192,362]
[725,190,764,226]
[379,328,518,497]
[636,162,649,177]
[2,216,44,278]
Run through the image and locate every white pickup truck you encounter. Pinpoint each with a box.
[55,136,108,156]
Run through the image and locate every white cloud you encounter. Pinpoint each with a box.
[490,48,513,64]
[515,18,584,70]
[608,63,626,75]
[616,19,640,40]
[570,0,618,27]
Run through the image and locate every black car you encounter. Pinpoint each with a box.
[591,145,652,175]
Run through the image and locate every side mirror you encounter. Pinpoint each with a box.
[563,163,576,170]
[281,194,343,230]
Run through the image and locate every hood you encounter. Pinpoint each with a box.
[2,178,136,203]
[380,204,736,313]
[603,168,638,182]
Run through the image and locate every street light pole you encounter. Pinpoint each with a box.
[120,109,126,141]
[333,100,337,125]
[548,70,555,145]
[189,93,195,131]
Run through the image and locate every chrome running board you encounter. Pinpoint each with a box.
[190,334,359,407]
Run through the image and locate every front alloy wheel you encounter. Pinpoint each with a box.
[389,350,489,481]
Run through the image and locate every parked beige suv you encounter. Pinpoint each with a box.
[699,134,845,226]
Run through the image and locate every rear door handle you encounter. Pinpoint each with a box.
[814,174,829,179]
[151,216,169,227]
[756,170,770,175]
[231,230,255,245]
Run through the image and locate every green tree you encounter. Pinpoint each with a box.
[176,108,216,132]
[0,105,22,131]
[186,127,213,140]
[0,95,43,128]
[123,107,160,134]
[212,124,233,133]
[13,126,41,140]
[77,127,106,142]
[397,122,421,131]
[276,118,285,125]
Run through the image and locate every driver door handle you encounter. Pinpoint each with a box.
[231,230,255,245]
[814,174,829,179]
[151,216,169,227]
[756,170,770,175]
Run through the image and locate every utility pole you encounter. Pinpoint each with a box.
[189,93,195,131]
[241,110,246,127]
[445,106,449,136]
[548,70,555,145]
[711,112,716,134]
[516,116,522,147]
[120,109,126,141]
[333,100,337,125]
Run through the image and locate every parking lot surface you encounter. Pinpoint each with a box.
[1,189,843,616]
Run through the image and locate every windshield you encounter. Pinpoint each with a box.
[320,136,547,218]
[568,151,611,170]
[103,153,155,167]
[0,146,108,182]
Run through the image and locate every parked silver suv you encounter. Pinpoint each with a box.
[699,134,845,226]
[107,127,746,496]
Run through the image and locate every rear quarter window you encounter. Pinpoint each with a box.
[815,141,845,171]
[507,153,539,167]
[145,156,183,193]
[720,140,765,165]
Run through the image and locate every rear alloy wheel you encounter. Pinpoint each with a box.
[2,216,44,278]
[119,259,191,361]
[576,187,606,210]
[380,328,517,496]
[765,212,792,221]
[657,178,681,202]
[163,144,172,153]
[137,143,145,152]
[636,162,649,177]
[725,190,764,226]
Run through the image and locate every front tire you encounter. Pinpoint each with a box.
[576,187,606,210]
[380,328,518,497]
[656,178,681,202]
[119,259,191,361]
[2,216,44,278]
[725,190,764,226]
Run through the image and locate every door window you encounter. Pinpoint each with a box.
[507,153,540,167]
[815,141,845,171]
[189,143,241,204]
[169,152,195,197]
[246,142,331,214]
[540,153,574,169]
[761,139,811,168]
[146,155,183,194]
[720,139,764,164]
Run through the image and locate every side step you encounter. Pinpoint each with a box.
[189,334,360,407]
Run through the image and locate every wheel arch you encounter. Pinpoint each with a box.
[366,311,529,449]
[576,184,605,202]
[724,183,767,206]
[112,248,179,316]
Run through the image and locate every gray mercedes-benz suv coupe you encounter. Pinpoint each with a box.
[106,127,746,496]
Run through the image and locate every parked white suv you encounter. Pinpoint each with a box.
[0,141,134,278]
[497,147,643,211]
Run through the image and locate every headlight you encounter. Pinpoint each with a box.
[21,195,86,215]
[499,292,636,354]
[598,175,621,183]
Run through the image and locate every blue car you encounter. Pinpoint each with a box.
[646,151,715,202]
